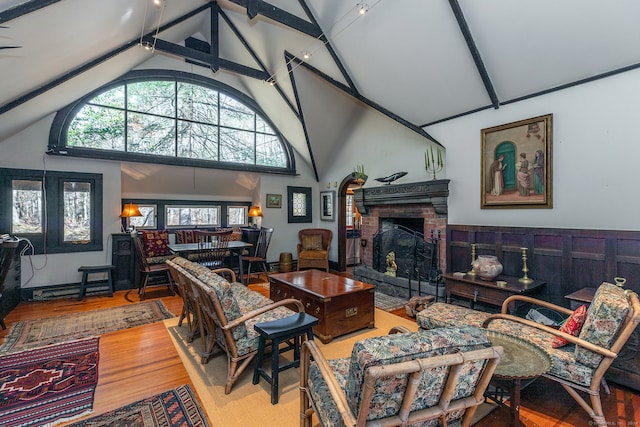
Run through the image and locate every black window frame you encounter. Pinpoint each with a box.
[0,168,103,254]
[287,186,312,223]
[121,199,252,231]
[48,70,297,176]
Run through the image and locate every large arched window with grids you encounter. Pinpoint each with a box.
[49,70,294,173]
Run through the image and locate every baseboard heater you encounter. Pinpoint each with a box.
[25,281,110,301]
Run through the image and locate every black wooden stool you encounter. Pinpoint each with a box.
[252,312,319,404]
[77,265,115,301]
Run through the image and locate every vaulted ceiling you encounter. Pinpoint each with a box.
[2,0,639,180]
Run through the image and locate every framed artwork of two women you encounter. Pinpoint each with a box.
[481,114,553,209]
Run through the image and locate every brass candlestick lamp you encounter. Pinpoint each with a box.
[467,243,477,276]
[519,247,534,285]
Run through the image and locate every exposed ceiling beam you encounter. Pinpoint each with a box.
[0,3,212,115]
[287,52,319,182]
[285,52,442,148]
[210,2,220,72]
[448,0,499,110]
[227,0,322,38]
[152,37,269,79]
[0,0,61,25]
[218,8,300,118]
[297,0,358,94]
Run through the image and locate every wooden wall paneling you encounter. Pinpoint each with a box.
[446,224,640,393]
[447,225,640,307]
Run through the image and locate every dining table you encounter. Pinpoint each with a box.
[168,240,254,283]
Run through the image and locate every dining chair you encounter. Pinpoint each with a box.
[133,233,175,300]
[240,227,273,285]
[196,229,233,270]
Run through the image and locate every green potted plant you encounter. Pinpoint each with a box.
[353,164,366,186]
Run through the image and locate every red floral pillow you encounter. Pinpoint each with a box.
[552,304,588,348]
[141,230,171,257]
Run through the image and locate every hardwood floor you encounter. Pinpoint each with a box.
[1,275,638,426]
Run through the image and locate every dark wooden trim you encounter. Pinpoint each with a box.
[228,0,322,37]
[285,52,442,148]
[0,3,212,115]
[297,0,358,92]
[354,180,450,215]
[446,224,640,307]
[218,9,300,119]
[448,0,499,109]
[0,0,60,25]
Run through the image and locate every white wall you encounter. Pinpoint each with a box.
[3,67,638,288]
[427,67,640,231]
[0,115,122,288]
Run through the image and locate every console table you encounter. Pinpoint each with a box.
[443,273,546,314]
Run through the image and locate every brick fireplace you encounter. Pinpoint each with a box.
[352,180,449,298]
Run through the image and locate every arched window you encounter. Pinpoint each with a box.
[49,70,294,173]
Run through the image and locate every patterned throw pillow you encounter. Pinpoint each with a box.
[302,234,323,250]
[141,229,171,257]
[551,304,587,348]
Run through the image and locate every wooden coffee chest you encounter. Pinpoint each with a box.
[268,270,375,343]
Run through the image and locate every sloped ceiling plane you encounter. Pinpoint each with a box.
[1,0,639,180]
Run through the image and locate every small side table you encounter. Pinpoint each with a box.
[253,312,319,404]
[485,330,552,427]
[564,287,597,310]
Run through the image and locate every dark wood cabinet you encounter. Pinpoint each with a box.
[0,239,21,321]
[111,233,136,290]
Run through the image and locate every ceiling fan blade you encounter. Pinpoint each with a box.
[0,46,21,49]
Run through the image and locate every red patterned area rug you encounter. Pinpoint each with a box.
[0,337,100,427]
[0,300,174,353]
[67,385,210,427]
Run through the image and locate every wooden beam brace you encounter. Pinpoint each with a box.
[0,0,61,25]
[448,0,499,109]
[211,3,220,72]
[228,0,321,37]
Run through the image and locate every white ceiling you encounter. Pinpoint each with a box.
[1,0,639,180]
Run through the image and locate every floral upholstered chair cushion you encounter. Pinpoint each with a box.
[575,283,629,368]
[308,326,492,426]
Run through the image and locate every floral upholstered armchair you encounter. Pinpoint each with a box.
[417,282,640,427]
[167,257,305,394]
[300,326,502,427]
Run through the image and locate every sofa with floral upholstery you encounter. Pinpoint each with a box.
[300,325,502,427]
[416,282,640,427]
[166,256,304,394]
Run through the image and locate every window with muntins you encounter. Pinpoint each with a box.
[49,71,294,173]
[1,168,103,254]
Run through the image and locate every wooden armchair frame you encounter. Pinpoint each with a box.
[169,263,305,394]
[300,331,503,427]
[482,291,640,427]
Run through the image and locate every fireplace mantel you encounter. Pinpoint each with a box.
[353,179,450,215]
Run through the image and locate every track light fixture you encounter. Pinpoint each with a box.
[138,0,166,53]
[264,1,376,88]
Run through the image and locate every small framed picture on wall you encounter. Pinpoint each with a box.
[266,194,282,208]
[320,190,335,221]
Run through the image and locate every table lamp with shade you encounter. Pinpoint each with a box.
[248,205,263,228]
[120,203,143,234]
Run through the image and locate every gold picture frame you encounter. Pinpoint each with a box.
[481,114,553,209]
